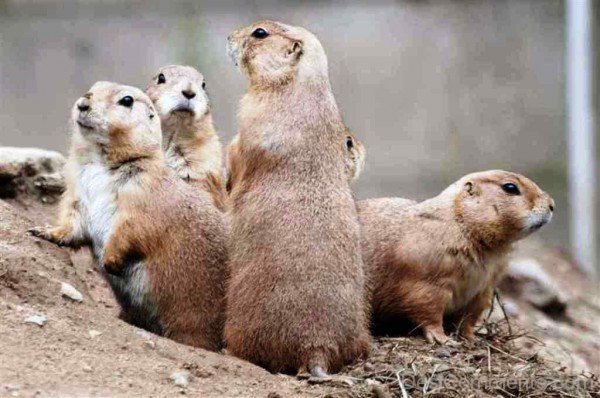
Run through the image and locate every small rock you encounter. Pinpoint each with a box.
[61,282,83,302]
[267,393,283,398]
[24,314,47,326]
[170,371,191,387]
[82,364,93,373]
[143,340,156,349]
[88,330,102,339]
[434,346,458,358]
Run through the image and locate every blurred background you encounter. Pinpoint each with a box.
[0,0,597,274]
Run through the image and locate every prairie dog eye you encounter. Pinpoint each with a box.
[251,28,269,39]
[202,81,206,89]
[157,73,166,84]
[501,183,520,195]
[346,136,354,150]
[118,96,134,108]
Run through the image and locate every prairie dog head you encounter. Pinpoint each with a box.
[72,81,161,165]
[227,20,328,86]
[345,133,365,183]
[450,170,555,245]
[146,65,210,135]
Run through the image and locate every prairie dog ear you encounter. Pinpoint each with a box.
[464,181,476,196]
[287,40,302,57]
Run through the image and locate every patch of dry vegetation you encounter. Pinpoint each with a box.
[328,318,599,398]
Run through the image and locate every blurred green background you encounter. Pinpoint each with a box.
[0,0,598,261]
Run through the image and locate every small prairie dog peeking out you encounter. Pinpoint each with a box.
[357,170,554,344]
[146,65,225,210]
[30,81,228,351]
[344,132,365,183]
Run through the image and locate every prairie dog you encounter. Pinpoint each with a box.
[30,82,227,350]
[344,132,365,183]
[225,130,365,193]
[146,65,225,210]
[224,21,370,375]
[357,170,554,343]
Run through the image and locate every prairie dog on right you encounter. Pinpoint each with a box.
[357,170,554,343]
[146,65,225,210]
[224,21,370,376]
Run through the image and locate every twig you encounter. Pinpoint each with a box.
[423,364,439,396]
[396,371,409,398]
[494,289,513,336]
[487,346,492,373]
[495,386,517,397]
[486,342,528,363]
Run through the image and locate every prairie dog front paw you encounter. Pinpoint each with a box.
[28,225,74,247]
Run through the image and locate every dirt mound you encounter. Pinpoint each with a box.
[0,200,337,397]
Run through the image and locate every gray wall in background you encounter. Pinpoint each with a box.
[0,0,597,254]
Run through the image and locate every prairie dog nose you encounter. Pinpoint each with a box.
[182,89,196,99]
[77,100,90,112]
[548,198,555,213]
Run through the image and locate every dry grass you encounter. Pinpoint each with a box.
[324,318,599,398]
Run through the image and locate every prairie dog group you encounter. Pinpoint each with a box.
[26,19,556,379]
[31,82,227,351]
[224,21,370,375]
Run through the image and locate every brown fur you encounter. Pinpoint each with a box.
[226,130,364,193]
[146,65,226,210]
[224,21,370,374]
[357,170,554,343]
[30,82,228,351]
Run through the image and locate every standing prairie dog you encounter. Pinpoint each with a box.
[357,170,554,343]
[146,65,225,210]
[224,21,370,376]
[29,82,227,351]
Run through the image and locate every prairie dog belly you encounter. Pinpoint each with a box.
[76,162,117,260]
[76,163,155,327]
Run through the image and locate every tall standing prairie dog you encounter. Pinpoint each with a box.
[357,170,554,343]
[224,21,370,375]
[29,82,227,351]
[146,65,225,210]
